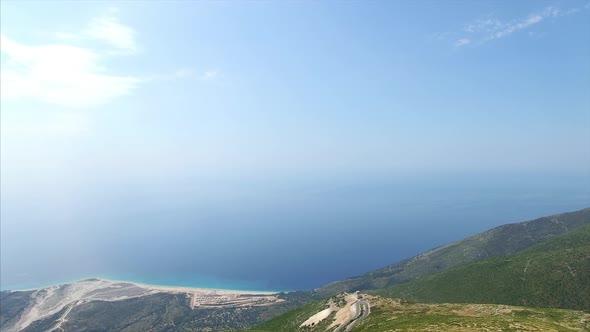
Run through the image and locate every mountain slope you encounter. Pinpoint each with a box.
[315,208,590,297]
[380,222,590,311]
[248,294,590,332]
[0,290,35,330]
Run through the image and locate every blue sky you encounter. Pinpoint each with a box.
[2,0,589,182]
[1,1,590,290]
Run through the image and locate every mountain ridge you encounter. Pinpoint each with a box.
[314,208,590,297]
[379,221,590,310]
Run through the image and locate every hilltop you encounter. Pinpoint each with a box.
[248,293,590,332]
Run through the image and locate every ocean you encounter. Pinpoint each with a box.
[1,172,589,291]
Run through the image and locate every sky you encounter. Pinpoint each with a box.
[1,1,590,290]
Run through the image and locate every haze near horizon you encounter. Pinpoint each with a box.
[1,0,589,291]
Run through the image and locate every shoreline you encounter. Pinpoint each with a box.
[121,279,283,295]
[3,277,287,295]
[2,277,287,332]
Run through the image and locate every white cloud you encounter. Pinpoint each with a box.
[455,4,587,47]
[464,19,503,33]
[202,70,219,80]
[1,34,141,108]
[143,67,199,81]
[0,10,144,108]
[84,14,138,53]
[491,14,544,40]
[1,10,209,108]
[173,67,195,79]
[454,38,471,47]
[55,9,138,54]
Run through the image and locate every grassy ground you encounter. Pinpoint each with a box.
[247,295,590,332]
[355,297,589,332]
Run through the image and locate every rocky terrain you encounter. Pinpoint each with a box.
[0,278,290,332]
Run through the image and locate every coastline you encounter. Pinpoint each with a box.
[2,277,287,332]
[119,279,282,295]
[2,277,287,294]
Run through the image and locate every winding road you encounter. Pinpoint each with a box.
[333,299,371,332]
[345,300,370,332]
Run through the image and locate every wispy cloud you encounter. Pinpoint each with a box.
[1,34,141,108]
[487,7,560,40]
[464,19,504,34]
[174,67,195,79]
[202,70,219,80]
[453,4,588,47]
[84,13,138,53]
[454,38,471,47]
[1,10,141,108]
[56,8,137,54]
[1,9,216,108]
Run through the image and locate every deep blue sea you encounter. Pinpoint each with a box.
[1,172,589,291]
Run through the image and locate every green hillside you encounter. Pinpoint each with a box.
[379,222,590,311]
[248,295,590,332]
[315,208,590,297]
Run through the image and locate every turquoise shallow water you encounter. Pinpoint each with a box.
[2,273,286,293]
[98,273,289,293]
